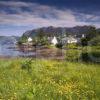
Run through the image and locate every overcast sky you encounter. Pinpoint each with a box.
[0,0,100,36]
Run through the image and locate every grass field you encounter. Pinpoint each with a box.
[0,58,100,100]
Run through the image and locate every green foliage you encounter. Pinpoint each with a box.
[56,43,63,49]
[66,44,100,63]
[90,36,100,46]
[17,41,23,45]
[81,52,90,62]
[0,59,100,99]
[37,29,45,39]
[86,26,97,41]
[81,46,100,63]
[21,59,32,73]
[35,29,50,46]
[18,35,28,44]
[39,37,49,45]
[81,38,88,46]
[67,43,78,49]
[66,49,81,61]
[33,37,49,46]
[80,26,97,46]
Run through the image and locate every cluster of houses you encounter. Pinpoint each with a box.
[27,34,85,46]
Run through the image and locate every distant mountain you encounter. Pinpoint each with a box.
[22,26,99,38]
[0,36,20,45]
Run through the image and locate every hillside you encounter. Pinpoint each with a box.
[22,26,99,38]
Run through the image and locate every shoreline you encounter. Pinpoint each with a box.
[0,47,66,60]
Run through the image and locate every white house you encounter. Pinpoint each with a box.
[28,37,32,42]
[51,36,58,45]
[82,34,85,38]
[67,37,78,43]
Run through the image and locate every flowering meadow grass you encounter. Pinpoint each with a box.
[0,58,100,100]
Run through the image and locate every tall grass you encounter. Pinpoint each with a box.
[0,58,100,100]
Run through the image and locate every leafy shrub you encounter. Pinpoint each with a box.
[89,36,100,46]
[80,46,100,63]
[81,38,88,46]
[66,49,81,61]
[18,35,28,44]
[56,43,63,49]
[17,41,23,45]
[21,59,32,72]
[67,43,78,49]
[34,37,49,46]
[66,43,81,61]
[81,52,89,62]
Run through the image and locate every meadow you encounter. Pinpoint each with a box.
[0,58,100,100]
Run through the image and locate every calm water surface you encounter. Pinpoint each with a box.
[0,43,35,57]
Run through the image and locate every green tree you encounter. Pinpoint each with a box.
[90,36,100,46]
[36,29,49,45]
[86,26,97,41]
[37,29,45,39]
[81,38,88,46]
[81,26,97,46]
[18,35,27,44]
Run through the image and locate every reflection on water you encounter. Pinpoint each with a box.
[0,37,65,59]
[0,43,36,57]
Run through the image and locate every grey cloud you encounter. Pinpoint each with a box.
[0,1,100,28]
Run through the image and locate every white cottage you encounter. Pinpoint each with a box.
[67,37,78,43]
[82,34,85,38]
[51,36,58,45]
[28,37,32,42]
